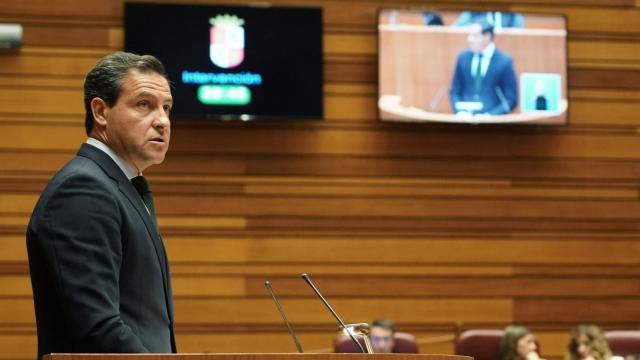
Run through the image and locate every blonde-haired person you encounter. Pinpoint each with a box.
[566,325,623,360]
[498,325,544,360]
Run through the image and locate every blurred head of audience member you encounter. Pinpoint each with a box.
[370,319,396,353]
[566,325,614,360]
[423,11,444,26]
[499,325,541,360]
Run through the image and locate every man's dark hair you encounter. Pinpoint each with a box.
[372,319,395,332]
[476,20,495,39]
[83,51,168,135]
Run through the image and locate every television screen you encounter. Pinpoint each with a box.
[378,9,568,125]
[125,2,323,120]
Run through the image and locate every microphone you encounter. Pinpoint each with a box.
[429,86,447,112]
[301,273,367,353]
[264,280,304,353]
[495,86,511,114]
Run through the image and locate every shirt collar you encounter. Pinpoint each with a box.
[481,42,496,59]
[86,138,140,180]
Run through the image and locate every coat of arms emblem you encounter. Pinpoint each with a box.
[209,14,245,68]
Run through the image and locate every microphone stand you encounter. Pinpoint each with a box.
[301,273,367,353]
[265,281,304,353]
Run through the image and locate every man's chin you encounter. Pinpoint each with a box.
[152,154,167,165]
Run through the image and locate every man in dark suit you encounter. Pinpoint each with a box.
[449,21,518,117]
[26,52,176,359]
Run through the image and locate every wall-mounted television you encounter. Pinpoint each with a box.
[125,2,323,120]
[378,9,568,125]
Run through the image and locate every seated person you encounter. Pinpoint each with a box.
[423,11,444,26]
[498,325,543,360]
[566,325,623,360]
[449,20,518,117]
[370,319,396,353]
[335,319,418,353]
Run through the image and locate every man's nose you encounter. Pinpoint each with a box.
[154,110,170,129]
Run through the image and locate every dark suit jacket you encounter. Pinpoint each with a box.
[449,48,518,115]
[27,143,176,360]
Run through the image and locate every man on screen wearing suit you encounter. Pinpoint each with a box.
[26,52,176,359]
[449,21,518,117]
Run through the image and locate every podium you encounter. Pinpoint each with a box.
[45,354,473,360]
[379,95,567,125]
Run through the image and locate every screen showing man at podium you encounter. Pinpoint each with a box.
[378,9,567,125]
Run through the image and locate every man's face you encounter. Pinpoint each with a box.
[103,70,172,171]
[370,326,395,353]
[467,23,491,53]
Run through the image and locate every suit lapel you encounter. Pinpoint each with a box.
[464,51,475,84]
[77,143,174,323]
[482,51,501,90]
[117,179,175,324]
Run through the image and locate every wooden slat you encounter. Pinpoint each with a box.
[9,204,640,236]
[8,193,640,220]
[242,182,637,200]
[170,263,516,277]
[570,68,640,89]
[4,173,638,200]
[0,76,82,89]
[22,25,110,47]
[173,298,513,324]
[0,276,31,296]
[7,123,640,159]
[0,297,512,324]
[569,99,640,125]
[0,53,103,77]
[0,333,36,360]
[515,299,640,322]
[241,276,640,297]
[570,39,640,65]
[134,275,640,298]
[0,0,120,19]
[0,88,83,115]
[5,233,640,264]
[162,237,640,265]
[0,299,35,323]
[155,195,640,220]
[4,151,640,182]
[175,332,337,354]
[514,264,640,276]
[0,273,613,299]
[246,217,640,234]
[176,331,456,354]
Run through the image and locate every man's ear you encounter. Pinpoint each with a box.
[90,97,109,128]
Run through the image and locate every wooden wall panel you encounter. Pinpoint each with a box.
[2,0,640,358]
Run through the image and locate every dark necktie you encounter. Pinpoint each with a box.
[474,53,483,91]
[131,175,157,227]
